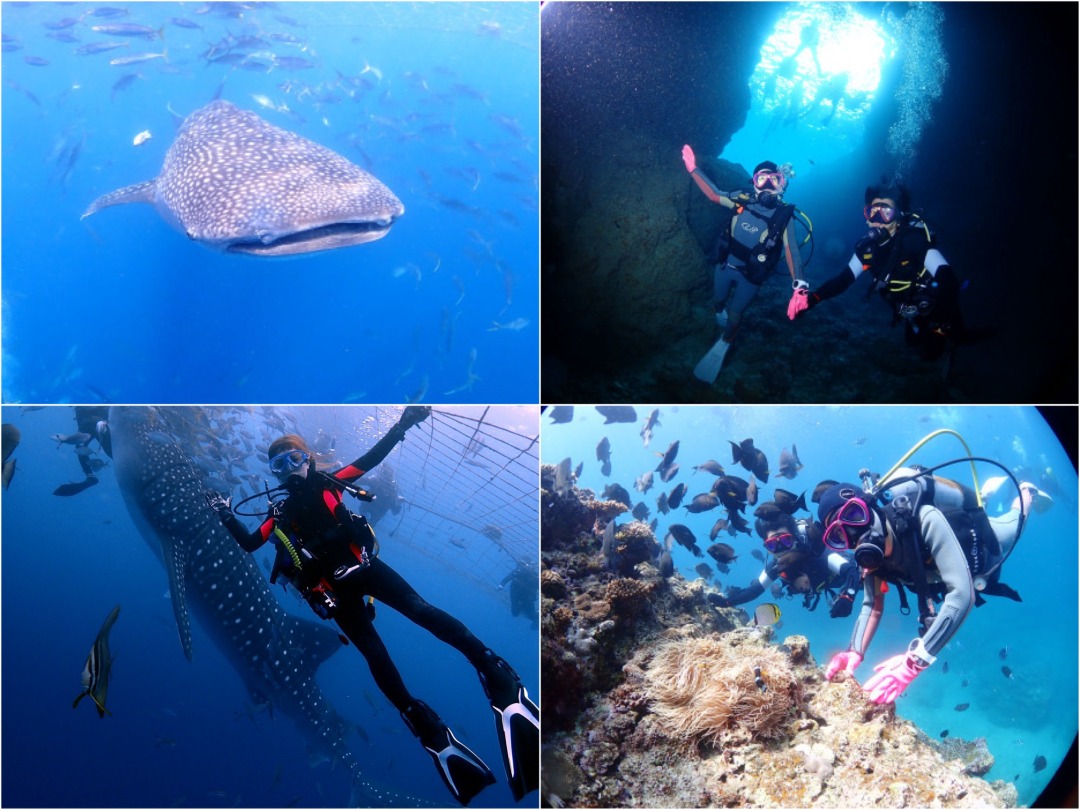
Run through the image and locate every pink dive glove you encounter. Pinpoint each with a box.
[824,650,863,680]
[681,144,696,173]
[787,280,810,320]
[862,653,923,704]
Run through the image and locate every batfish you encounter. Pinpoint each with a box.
[82,100,404,256]
[73,604,120,718]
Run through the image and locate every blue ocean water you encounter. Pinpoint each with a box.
[1,405,540,808]
[2,2,538,404]
[542,405,1078,807]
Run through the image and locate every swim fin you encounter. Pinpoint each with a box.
[402,700,495,806]
[475,650,540,801]
[693,336,731,383]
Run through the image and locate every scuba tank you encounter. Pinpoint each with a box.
[860,429,1027,594]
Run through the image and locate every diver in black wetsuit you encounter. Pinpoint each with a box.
[53,406,112,496]
[500,561,539,630]
[793,183,969,362]
[207,406,539,807]
[706,505,862,618]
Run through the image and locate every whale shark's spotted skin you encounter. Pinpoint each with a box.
[83,101,404,256]
[109,407,427,807]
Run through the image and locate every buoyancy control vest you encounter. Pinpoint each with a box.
[861,215,948,322]
[268,476,378,589]
[714,198,796,285]
[871,466,1018,630]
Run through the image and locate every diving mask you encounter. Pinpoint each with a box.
[822,493,873,550]
[753,170,787,192]
[764,532,795,554]
[864,202,898,225]
[269,449,310,475]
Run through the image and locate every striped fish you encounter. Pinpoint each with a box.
[73,604,120,717]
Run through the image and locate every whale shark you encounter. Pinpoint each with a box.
[82,101,404,257]
[108,406,426,807]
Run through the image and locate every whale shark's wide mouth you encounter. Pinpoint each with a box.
[226,219,398,257]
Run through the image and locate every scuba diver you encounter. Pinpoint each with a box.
[52,406,112,497]
[206,406,539,807]
[706,506,862,618]
[681,145,806,381]
[800,71,850,126]
[820,455,1052,704]
[791,18,822,73]
[791,183,969,362]
[500,561,539,630]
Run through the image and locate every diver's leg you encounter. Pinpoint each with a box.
[360,558,488,656]
[723,274,760,343]
[334,602,495,806]
[988,482,1053,557]
[714,264,735,331]
[362,558,539,800]
[988,510,1021,557]
[333,601,413,708]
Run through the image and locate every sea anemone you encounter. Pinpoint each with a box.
[643,635,802,746]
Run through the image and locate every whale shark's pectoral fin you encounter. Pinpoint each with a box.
[161,533,195,662]
[82,180,156,220]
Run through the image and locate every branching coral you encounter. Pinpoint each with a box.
[643,636,802,746]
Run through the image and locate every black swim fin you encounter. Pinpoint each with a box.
[982,581,1022,602]
[475,650,540,801]
[402,700,495,806]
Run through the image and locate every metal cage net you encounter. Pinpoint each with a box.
[289,406,540,596]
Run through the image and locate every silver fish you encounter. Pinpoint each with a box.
[82,101,403,256]
[554,457,572,496]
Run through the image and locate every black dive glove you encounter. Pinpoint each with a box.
[204,491,232,520]
[830,565,862,618]
[830,590,855,618]
[399,406,431,430]
[706,592,732,608]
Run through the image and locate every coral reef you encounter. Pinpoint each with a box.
[541,481,734,734]
[542,478,1018,808]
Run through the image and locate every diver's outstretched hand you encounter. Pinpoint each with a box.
[681,144,696,173]
[787,279,810,321]
[400,406,432,430]
[204,491,231,518]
